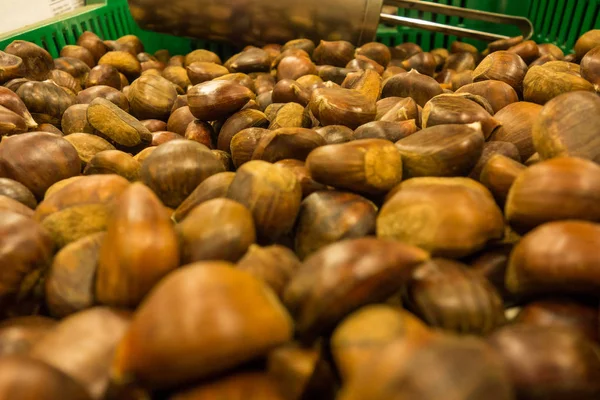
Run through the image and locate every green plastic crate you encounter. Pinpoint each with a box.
[0,0,599,58]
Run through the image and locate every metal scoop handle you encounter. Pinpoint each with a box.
[380,0,533,42]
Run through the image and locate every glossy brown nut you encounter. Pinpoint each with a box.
[0,132,81,199]
[184,120,214,148]
[473,51,528,93]
[172,171,235,223]
[469,141,521,180]
[277,55,317,81]
[381,69,443,107]
[0,316,56,356]
[313,40,355,67]
[294,191,376,260]
[165,106,194,136]
[274,159,329,198]
[505,157,600,233]
[581,45,600,86]
[488,36,524,53]
[455,80,519,114]
[272,79,311,106]
[450,69,474,90]
[140,140,225,208]
[284,237,429,341]
[395,123,485,178]
[216,109,269,152]
[346,55,385,75]
[186,62,229,85]
[98,51,141,81]
[267,343,336,400]
[356,42,391,67]
[170,372,284,400]
[61,104,95,135]
[405,258,505,334]
[376,96,419,123]
[480,154,526,206]
[0,85,37,128]
[314,125,355,144]
[309,87,376,129]
[4,40,53,81]
[575,29,600,60]
[127,74,178,121]
[54,57,91,86]
[516,298,599,342]
[188,80,255,122]
[85,65,122,89]
[307,139,403,195]
[112,263,293,389]
[37,124,63,136]
[339,335,514,400]
[237,244,300,298]
[378,178,505,258]
[0,51,26,83]
[211,149,233,171]
[30,307,131,399]
[268,102,311,130]
[150,131,183,146]
[532,91,600,162]
[316,65,355,84]
[524,65,594,105]
[0,178,37,209]
[331,305,432,382]
[382,65,407,80]
[0,211,53,309]
[507,220,600,296]
[95,182,179,308]
[60,45,95,69]
[63,133,116,166]
[161,66,191,93]
[253,72,276,95]
[16,81,75,125]
[184,49,222,66]
[141,119,167,133]
[0,355,92,400]
[230,128,269,168]
[227,160,301,242]
[507,40,540,64]
[401,52,437,76]
[87,98,152,148]
[422,94,500,138]
[76,32,107,62]
[444,52,477,72]
[0,195,34,218]
[76,85,129,112]
[395,43,423,58]
[213,72,256,92]
[44,232,104,318]
[488,324,600,399]
[177,198,256,264]
[490,101,543,160]
[84,150,140,182]
[252,128,326,163]
[537,43,564,59]
[0,105,27,136]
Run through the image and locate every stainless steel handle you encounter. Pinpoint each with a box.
[380,0,533,42]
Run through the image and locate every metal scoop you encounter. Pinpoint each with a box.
[128,0,533,46]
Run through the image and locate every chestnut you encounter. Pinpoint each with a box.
[284,237,429,342]
[176,198,256,264]
[378,177,505,258]
[111,263,293,389]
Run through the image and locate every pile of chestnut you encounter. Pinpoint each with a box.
[0,25,599,400]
